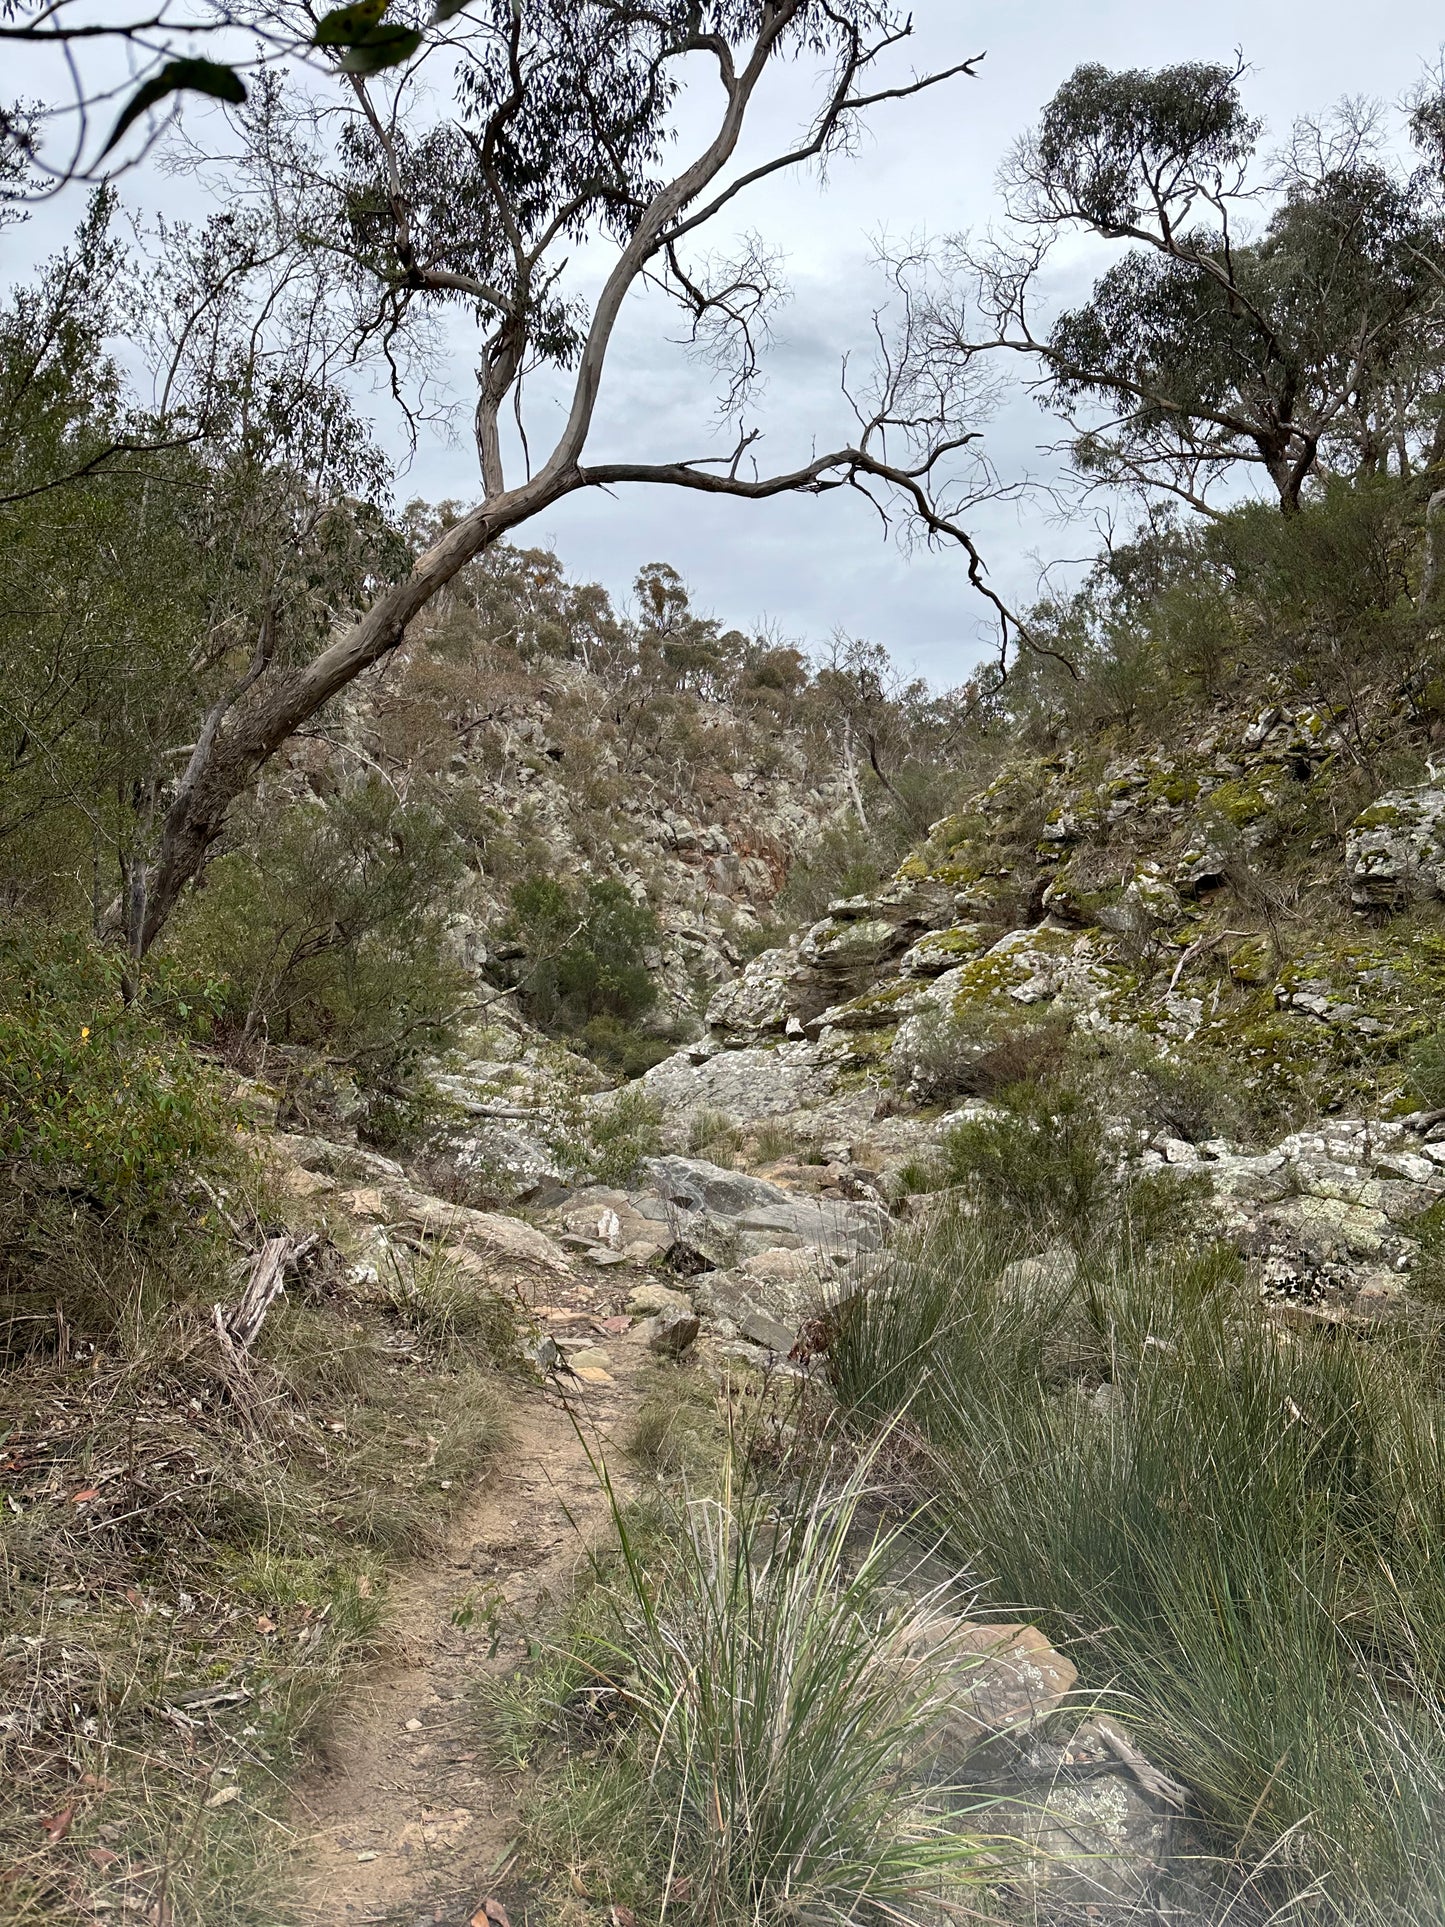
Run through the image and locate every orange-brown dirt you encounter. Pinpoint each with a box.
[290,1282,652,1927]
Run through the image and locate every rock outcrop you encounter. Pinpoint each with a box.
[594,696,1445,1318]
[1346,783,1445,909]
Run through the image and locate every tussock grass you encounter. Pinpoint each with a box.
[376,1239,519,1364]
[506,1441,996,1925]
[748,1118,800,1165]
[623,1366,729,1477]
[831,1204,1445,1923]
[686,1105,743,1164]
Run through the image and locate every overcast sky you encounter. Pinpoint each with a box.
[10,1,1445,683]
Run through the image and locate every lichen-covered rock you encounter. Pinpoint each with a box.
[1346,785,1445,910]
[1123,862,1182,926]
[705,948,799,1037]
[796,915,913,1006]
[627,1281,693,1317]
[1174,843,1230,893]
[444,1121,563,1205]
[985,1725,1174,1905]
[640,1042,835,1125]
[898,924,991,976]
[641,1155,887,1256]
[804,979,929,1039]
[348,1184,574,1274]
[904,1617,1078,1761]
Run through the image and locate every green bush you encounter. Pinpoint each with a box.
[575,1013,677,1078]
[777,817,908,925]
[574,1086,664,1187]
[502,874,659,1034]
[1066,1029,1249,1145]
[0,931,240,1219]
[1406,1028,1445,1109]
[894,1002,1068,1104]
[376,1243,518,1365]
[172,778,470,1142]
[938,1084,1113,1244]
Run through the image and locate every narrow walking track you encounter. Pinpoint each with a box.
[290,1303,652,1927]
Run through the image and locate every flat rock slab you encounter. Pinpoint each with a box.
[343,1185,572,1275]
[640,1156,887,1254]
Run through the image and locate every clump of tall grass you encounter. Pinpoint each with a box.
[749,1118,800,1164]
[517,1443,995,1924]
[687,1104,743,1164]
[377,1240,519,1364]
[831,1201,1445,1923]
[624,1367,728,1477]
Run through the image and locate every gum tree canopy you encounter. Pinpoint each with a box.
[937,58,1445,516]
[11,1,1002,955]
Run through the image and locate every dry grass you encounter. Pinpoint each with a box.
[0,1222,511,1926]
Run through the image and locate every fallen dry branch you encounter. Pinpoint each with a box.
[1166,929,1249,996]
[212,1231,318,1374]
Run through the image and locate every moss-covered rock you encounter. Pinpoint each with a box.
[1207,775,1275,829]
[898,924,992,976]
[1346,786,1445,911]
[1228,936,1273,986]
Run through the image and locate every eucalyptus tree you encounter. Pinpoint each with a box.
[0,194,402,955]
[935,60,1445,517]
[115,0,1005,954]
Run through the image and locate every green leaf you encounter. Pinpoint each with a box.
[430,0,471,21]
[338,23,424,71]
[100,58,247,159]
[313,0,389,47]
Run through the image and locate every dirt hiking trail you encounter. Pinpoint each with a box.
[290,1287,652,1927]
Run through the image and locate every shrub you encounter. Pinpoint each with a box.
[575,1013,677,1078]
[624,1370,728,1478]
[575,1086,663,1187]
[172,777,470,1139]
[1406,1027,1445,1109]
[892,1002,1068,1104]
[1066,1029,1248,1145]
[687,1105,742,1162]
[749,1119,799,1163]
[937,1083,1113,1245]
[502,873,659,1035]
[777,817,906,926]
[376,1243,518,1365]
[0,930,240,1222]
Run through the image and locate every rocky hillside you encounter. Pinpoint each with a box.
[569,691,1445,1332]
[280,555,852,1022]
